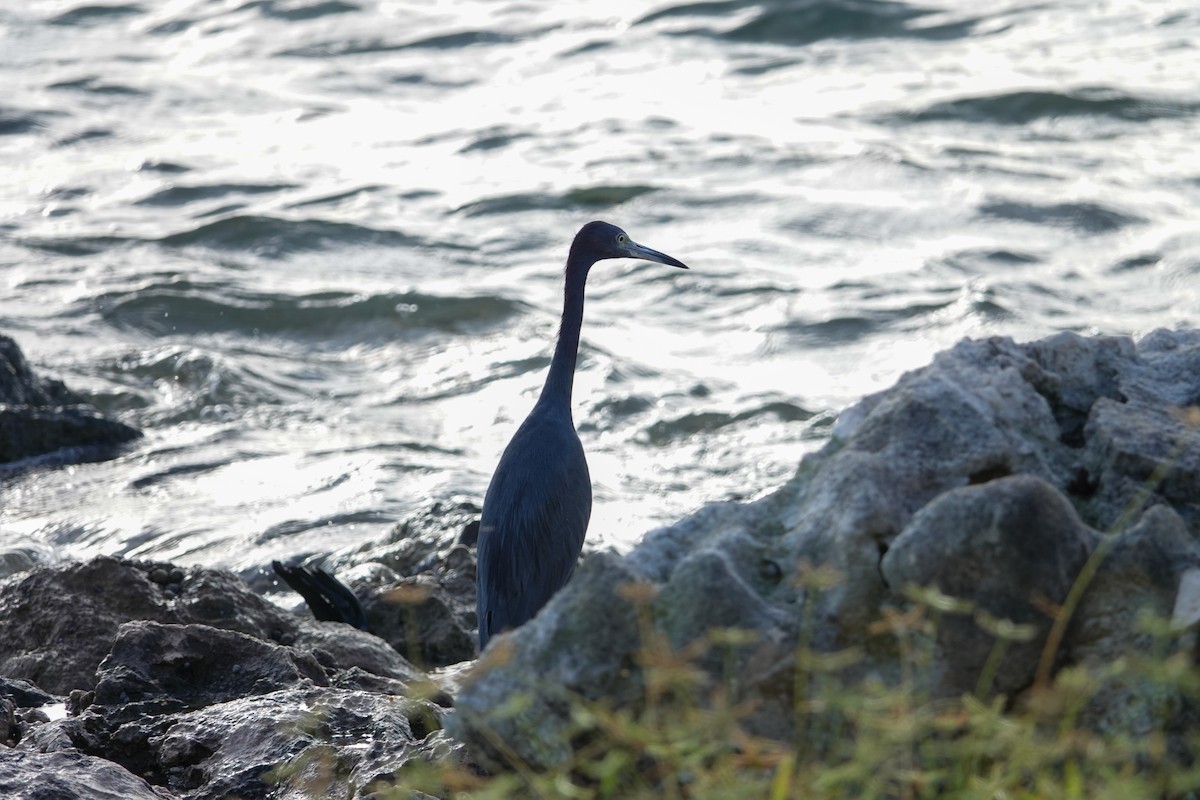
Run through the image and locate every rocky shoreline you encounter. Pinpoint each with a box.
[3,328,1200,797]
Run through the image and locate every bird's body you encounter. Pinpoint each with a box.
[476,221,687,651]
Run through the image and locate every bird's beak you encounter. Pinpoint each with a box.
[624,240,689,270]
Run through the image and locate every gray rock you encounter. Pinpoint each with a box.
[0,749,173,800]
[1068,504,1200,750]
[8,579,461,799]
[340,501,481,668]
[93,622,330,714]
[881,475,1095,696]
[449,552,643,769]
[0,334,141,466]
[0,557,419,695]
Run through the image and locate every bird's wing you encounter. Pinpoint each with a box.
[477,415,591,643]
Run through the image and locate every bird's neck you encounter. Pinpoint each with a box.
[540,255,592,410]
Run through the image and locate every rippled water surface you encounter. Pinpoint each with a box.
[2,0,1198,579]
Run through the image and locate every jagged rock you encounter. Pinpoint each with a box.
[14,619,455,799]
[0,749,173,799]
[881,474,1095,696]
[452,552,644,768]
[93,622,330,713]
[1,564,464,799]
[0,334,141,466]
[0,557,419,695]
[0,678,57,712]
[1068,504,1200,750]
[328,501,481,668]
[451,328,1200,770]
[271,504,479,669]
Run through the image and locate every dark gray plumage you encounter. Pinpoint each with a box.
[476,221,688,651]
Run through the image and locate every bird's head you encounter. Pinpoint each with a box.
[570,220,689,270]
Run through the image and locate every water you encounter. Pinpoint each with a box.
[2,0,1197,582]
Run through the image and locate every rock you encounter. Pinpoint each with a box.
[291,623,423,685]
[1072,505,1200,659]
[881,475,1095,696]
[0,557,186,694]
[449,552,644,769]
[0,334,141,466]
[0,557,420,695]
[1172,568,1200,631]
[0,678,58,711]
[15,619,456,799]
[92,622,330,714]
[365,572,477,669]
[1067,504,1200,750]
[2,560,465,799]
[0,749,173,800]
[451,328,1200,769]
[330,501,481,668]
[5,328,1198,787]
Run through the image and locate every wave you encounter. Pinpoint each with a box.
[642,400,815,445]
[47,76,147,96]
[111,345,290,424]
[49,3,143,26]
[897,86,1200,125]
[96,281,521,342]
[256,0,360,22]
[0,105,58,136]
[135,183,300,208]
[157,215,419,258]
[455,185,660,217]
[276,28,526,58]
[637,0,979,45]
[978,198,1143,234]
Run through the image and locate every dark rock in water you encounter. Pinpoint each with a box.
[451,328,1200,770]
[20,620,450,799]
[0,678,57,711]
[1,557,463,798]
[0,334,141,466]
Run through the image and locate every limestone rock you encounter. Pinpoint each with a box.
[881,475,1094,695]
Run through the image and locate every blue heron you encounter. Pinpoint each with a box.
[476,220,688,651]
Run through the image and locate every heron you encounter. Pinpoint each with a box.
[476,220,689,651]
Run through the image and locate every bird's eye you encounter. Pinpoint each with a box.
[616,234,626,243]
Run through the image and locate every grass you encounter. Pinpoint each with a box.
[370,569,1200,800]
